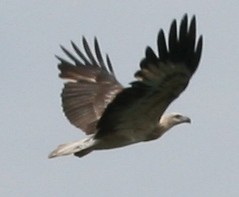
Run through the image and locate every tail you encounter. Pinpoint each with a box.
[48,136,96,159]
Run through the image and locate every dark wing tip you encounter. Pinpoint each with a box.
[168,19,177,53]
[106,54,115,75]
[93,37,115,75]
[82,36,87,46]
[94,37,108,71]
[157,30,168,60]
[55,54,63,62]
[145,47,158,62]
[165,14,203,74]
[56,37,119,84]
[139,14,202,80]
[192,35,203,72]
[55,54,73,66]
[56,36,116,74]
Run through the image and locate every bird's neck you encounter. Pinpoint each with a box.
[159,117,174,132]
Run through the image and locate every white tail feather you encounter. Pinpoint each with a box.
[48,136,95,159]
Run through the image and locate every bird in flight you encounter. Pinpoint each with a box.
[49,14,203,159]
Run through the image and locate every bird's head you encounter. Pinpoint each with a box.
[159,113,191,131]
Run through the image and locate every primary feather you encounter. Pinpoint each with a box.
[49,14,203,159]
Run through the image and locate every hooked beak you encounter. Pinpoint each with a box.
[183,116,191,124]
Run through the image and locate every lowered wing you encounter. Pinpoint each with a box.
[96,15,203,138]
[57,38,123,135]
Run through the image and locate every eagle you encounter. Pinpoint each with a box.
[49,15,203,159]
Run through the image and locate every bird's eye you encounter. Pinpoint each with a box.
[174,114,181,119]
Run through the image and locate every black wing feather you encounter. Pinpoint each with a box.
[96,15,203,138]
[157,30,168,60]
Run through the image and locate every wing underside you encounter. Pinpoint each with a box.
[57,38,123,134]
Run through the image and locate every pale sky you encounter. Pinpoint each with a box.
[1,1,239,196]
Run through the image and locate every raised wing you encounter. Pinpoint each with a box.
[57,38,123,135]
[96,15,203,138]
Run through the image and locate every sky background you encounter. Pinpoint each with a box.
[1,0,239,196]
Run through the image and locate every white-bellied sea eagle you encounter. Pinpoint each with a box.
[49,14,203,159]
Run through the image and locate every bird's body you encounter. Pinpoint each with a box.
[49,15,203,159]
